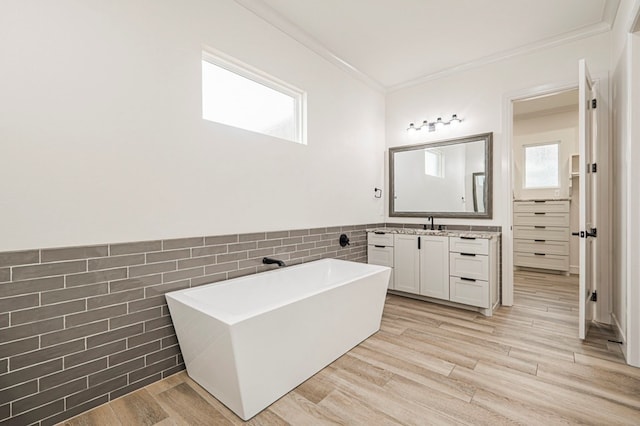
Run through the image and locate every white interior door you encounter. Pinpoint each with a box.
[578,59,597,340]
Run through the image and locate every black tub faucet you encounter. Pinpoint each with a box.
[263,257,286,267]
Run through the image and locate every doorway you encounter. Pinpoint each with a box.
[511,90,582,327]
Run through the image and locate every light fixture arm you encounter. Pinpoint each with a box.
[406,114,463,132]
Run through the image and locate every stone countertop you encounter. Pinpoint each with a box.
[366,227,501,240]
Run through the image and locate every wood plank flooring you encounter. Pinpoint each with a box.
[61,271,640,425]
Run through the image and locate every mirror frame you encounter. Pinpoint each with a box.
[389,132,493,219]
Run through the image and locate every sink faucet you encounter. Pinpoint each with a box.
[428,216,434,230]
[263,257,286,267]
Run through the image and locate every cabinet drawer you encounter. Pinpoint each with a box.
[514,239,569,256]
[513,212,570,227]
[367,245,394,267]
[513,226,569,242]
[449,277,489,308]
[514,200,569,213]
[449,236,489,255]
[449,253,489,281]
[368,232,394,247]
[514,252,569,271]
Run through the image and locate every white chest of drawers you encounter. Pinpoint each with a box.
[513,200,570,272]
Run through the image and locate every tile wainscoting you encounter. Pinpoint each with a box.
[0,222,499,425]
[0,224,378,425]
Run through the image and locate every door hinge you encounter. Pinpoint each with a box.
[592,98,597,109]
[591,163,597,173]
[590,291,597,302]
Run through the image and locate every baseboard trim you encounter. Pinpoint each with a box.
[611,312,628,362]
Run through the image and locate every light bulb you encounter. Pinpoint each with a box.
[407,123,416,132]
[435,117,445,130]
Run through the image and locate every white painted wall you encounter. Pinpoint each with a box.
[513,110,578,199]
[610,0,640,367]
[611,22,630,352]
[386,33,612,228]
[0,0,386,251]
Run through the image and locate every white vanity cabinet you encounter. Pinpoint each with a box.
[392,234,449,299]
[367,232,394,289]
[368,230,500,316]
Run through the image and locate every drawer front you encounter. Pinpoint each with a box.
[514,239,569,256]
[514,252,569,271]
[367,245,394,267]
[449,253,489,281]
[449,277,489,308]
[513,212,570,227]
[449,237,489,255]
[368,232,394,247]
[513,200,569,213]
[513,226,570,242]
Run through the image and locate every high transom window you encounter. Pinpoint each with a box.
[202,50,306,144]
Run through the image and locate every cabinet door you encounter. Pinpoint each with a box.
[419,236,450,299]
[393,234,420,294]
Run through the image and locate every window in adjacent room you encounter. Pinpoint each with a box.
[424,149,444,178]
[202,50,306,144]
[523,142,559,188]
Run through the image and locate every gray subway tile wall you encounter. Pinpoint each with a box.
[0,224,374,425]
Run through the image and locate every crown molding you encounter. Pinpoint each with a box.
[233,0,385,93]
[603,0,621,28]
[235,0,619,94]
[388,20,614,93]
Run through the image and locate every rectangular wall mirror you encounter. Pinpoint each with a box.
[389,132,493,218]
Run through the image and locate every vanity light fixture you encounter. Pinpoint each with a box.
[406,114,463,133]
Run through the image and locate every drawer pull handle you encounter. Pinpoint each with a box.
[374,231,386,235]
[374,245,385,248]
[534,200,546,203]
[534,226,546,229]
[461,277,477,282]
[460,253,476,257]
[534,239,546,242]
[534,253,546,256]
[534,212,546,215]
[460,236,476,240]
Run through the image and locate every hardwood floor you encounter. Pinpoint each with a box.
[61,271,640,425]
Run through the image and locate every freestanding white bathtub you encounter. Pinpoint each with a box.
[165,258,391,420]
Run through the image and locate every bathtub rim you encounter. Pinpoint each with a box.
[165,258,390,325]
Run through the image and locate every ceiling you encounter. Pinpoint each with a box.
[236,0,620,91]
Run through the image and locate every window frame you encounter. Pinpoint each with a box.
[201,48,307,145]
[424,148,444,178]
[522,141,560,189]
